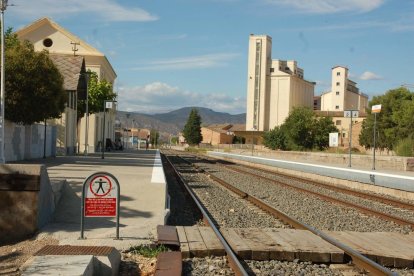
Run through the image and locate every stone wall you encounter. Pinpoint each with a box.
[236,148,414,172]
[0,164,55,244]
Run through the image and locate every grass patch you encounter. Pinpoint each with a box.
[185,147,208,154]
[128,244,169,258]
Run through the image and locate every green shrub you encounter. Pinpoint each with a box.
[128,244,168,258]
[395,138,414,157]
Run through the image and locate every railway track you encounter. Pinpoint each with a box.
[161,150,402,275]
[188,153,414,232]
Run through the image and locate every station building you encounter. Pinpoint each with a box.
[16,17,117,154]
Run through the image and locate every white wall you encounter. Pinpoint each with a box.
[5,120,56,162]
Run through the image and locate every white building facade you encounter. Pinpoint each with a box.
[321,66,368,113]
[17,17,118,154]
[246,34,315,131]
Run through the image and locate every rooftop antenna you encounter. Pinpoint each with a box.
[70,41,80,56]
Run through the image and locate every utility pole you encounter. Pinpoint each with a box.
[0,0,8,164]
[344,110,359,168]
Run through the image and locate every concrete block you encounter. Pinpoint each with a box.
[21,255,94,276]
[0,164,55,244]
[95,248,121,276]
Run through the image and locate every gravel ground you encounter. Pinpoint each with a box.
[187,159,412,233]
[163,152,414,275]
[232,164,414,224]
[245,260,343,276]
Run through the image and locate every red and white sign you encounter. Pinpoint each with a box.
[84,174,118,217]
[372,104,382,113]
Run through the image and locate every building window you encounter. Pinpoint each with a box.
[337,72,340,76]
[270,68,274,73]
[336,82,340,86]
[335,105,339,109]
[336,120,341,125]
[336,91,340,95]
[43,38,53,47]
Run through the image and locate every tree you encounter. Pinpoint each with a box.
[281,107,315,150]
[263,126,287,150]
[313,116,338,150]
[5,29,66,125]
[150,129,160,147]
[77,71,117,119]
[359,87,414,151]
[183,108,202,145]
[263,107,338,151]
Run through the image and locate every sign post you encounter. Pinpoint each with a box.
[371,104,382,170]
[80,172,120,240]
[344,110,359,167]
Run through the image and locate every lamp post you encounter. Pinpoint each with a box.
[83,72,90,155]
[101,100,116,159]
[371,104,382,170]
[125,113,130,149]
[0,0,8,164]
[251,127,256,156]
[131,119,135,150]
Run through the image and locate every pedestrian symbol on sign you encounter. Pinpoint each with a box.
[89,175,112,197]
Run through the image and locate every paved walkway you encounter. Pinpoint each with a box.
[27,149,168,250]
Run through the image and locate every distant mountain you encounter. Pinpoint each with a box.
[151,107,246,129]
[117,107,246,139]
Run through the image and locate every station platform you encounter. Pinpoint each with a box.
[26,149,169,250]
[207,151,414,200]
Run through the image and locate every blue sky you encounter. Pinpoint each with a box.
[6,0,414,114]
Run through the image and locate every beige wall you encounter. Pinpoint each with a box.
[246,34,314,131]
[321,66,368,113]
[201,128,233,145]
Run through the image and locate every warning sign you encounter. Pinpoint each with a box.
[83,173,119,217]
[85,198,116,217]
[80,171,121,239]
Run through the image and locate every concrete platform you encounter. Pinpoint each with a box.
[21,255,94,276]
[208,151,414,200]
[21,149,169,250]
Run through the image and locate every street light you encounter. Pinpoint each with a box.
[125,113,130,149]
[251,127,257,156]
[83,72,91,155]
[131,119,135,149]
[0,0,8,163]
[101,100,116,159]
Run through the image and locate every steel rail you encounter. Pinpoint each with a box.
[234,162,414,211]
[161,152,249,276]
[226,165,414,229]
[175,152,397,276]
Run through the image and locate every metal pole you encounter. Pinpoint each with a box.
[348,112,353,167]
[137,128,140,150]
[84,76,89,155]
[131,119,134,150]
[251,132,254,156]
[372,113,377,170]
[0,1,7,164]
[101,103,106,159]
[43,120,47,158]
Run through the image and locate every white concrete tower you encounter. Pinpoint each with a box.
[246,34,272,131]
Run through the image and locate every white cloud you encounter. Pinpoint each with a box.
[9,0,158,22]
[117,82,246,114]
[265,0,384,14]
[359,71,383,80]
[132,53,240,71]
